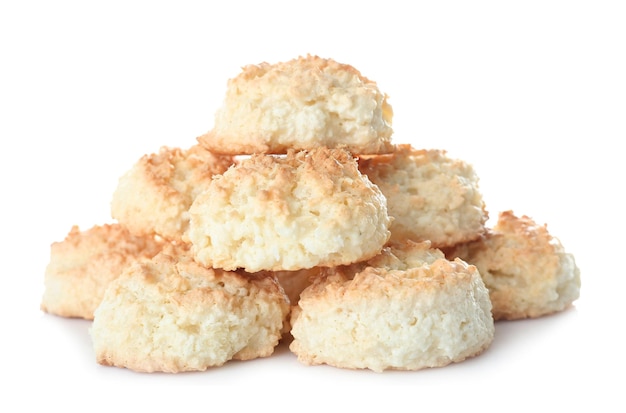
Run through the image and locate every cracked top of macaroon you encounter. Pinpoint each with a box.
[197,55,394,155]
[186,147,391,273]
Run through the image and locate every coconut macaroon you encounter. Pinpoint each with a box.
[265,267,321,307]
[444,210,581,321]
[358,144,488,248]
[90,252,290,373]
[197,55,394,155]
[187,147,391,273]
[40,224,166,320]
[289,241,495,373]
[111,144,234,242]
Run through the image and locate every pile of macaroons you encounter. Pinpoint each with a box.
[41,55,581,373]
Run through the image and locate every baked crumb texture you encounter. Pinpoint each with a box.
[41,55,580,373]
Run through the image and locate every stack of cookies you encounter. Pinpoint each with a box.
[41,55,581,373]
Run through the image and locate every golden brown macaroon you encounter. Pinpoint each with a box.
[187,147,391,273]
[111,144,234,242]
[197,55,394,155]
[40,223,166,320]
[90,251,290,373]
[289,241,495,372]
[444,210,581,320]
[358,144,489,248]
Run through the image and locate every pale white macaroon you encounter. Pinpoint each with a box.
[40,223,166,320]
[358,144,488,248]
[111,144,234,242]
[197,55,394,155]
[90,251,290,373]
[289,241,495,372]
[444,210,581,320]
[187,147,391,272]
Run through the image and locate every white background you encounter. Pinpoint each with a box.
[1,0,624,410]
